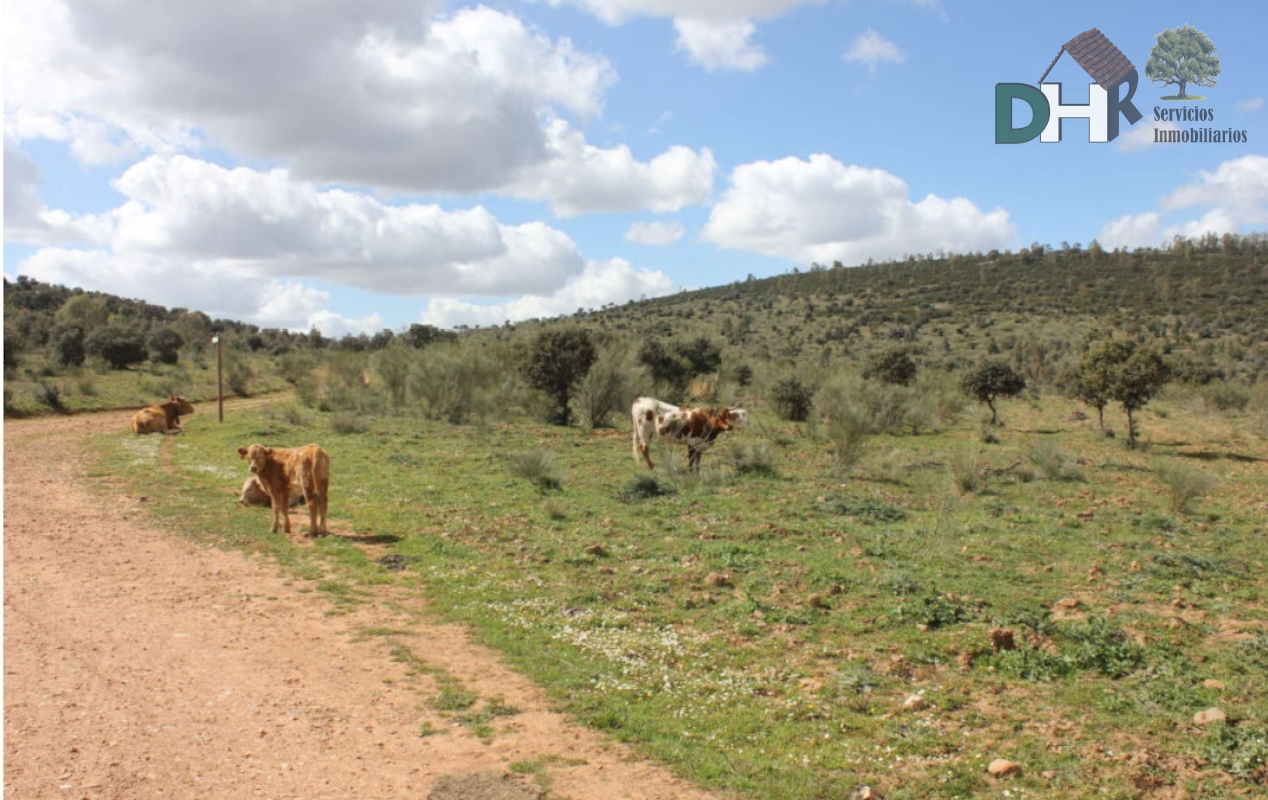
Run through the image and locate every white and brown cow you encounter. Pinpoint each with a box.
[237,444,329,536]
[631,396,747,471]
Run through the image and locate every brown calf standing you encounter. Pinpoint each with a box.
[237,444,330,536]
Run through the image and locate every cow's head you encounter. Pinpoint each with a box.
[237,444,273,474]
[171,395,196,415]
[725,408,748,426]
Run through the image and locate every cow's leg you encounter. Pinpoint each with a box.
[276,489,292,533]
[687,445,701,472]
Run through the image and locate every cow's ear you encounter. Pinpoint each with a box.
[264,447,273,456]
[237,447,248,459]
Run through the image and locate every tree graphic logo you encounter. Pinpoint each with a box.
[1145,24,1220,102]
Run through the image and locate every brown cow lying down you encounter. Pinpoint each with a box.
[238,475,305,508]
[631,396,747,471]
[131,395,195,435]
[237,444,329,536]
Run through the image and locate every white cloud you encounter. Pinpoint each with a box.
[1096,155,1268,248]
[4,2,624,196]
[843,29,906,73]
[540,1,826,26]
[625,220,686,245]
[420,258,676,328]
[3,136,114,245]
[540,0,827,70]
[1236,97,1264,113]
[507,119,716,216]
[5,1,717,213]
[1096,212,1161,250]
[1162,155,1268,225]
[7,155,615,330]
[702,154,1014,265]
[673,18,768,71]
[77,155,585,296]
[1115,122,1180,153]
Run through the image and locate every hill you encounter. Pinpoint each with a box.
[5,234,1267,419]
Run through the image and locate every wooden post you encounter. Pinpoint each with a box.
[213,335,224,422]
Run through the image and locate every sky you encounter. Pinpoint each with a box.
[3,0,1266,336]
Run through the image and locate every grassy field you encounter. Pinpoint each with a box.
[90,388,1267,798]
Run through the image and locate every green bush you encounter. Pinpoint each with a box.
[1155,461,1217,514]
[508,448,563,492]
[770,377,814,421]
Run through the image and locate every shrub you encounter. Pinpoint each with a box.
[50,323,86,368]
[508,449,563,492]
[1155,461,1217,514]
[620,473,676,501]
[863,347,917,386]
[84,323,149,370]
[1199,380,1250,412]
[1027,441,1084,481]
[410,340,513,425]
[576,343,647,429]
[726,441,777,477]
[770,377,814,421]
[147,326,184,365]
[224,353,253,397]
[331,411,368,434]
[32,382,66,412]
[522,328,597,426]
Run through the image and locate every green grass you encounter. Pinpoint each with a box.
[88,392,1268,798]
[1159,95,1207,101]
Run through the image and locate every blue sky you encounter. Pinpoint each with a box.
[4,0,1265,335]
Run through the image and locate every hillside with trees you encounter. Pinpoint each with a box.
[5,233,1267,427]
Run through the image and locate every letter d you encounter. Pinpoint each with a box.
[995,83,1050,144]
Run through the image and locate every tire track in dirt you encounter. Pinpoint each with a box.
[4,409,725,800]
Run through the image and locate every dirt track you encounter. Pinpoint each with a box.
[3,411,723,800]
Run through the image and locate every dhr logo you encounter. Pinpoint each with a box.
[996,28,1143,144]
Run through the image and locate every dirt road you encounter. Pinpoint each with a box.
[4,412,722,800]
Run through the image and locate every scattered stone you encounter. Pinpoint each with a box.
[903,693,925,711]
[852,787,885,800]
[807,593,829,609]
[988,759,1023,779]
[1203,679,1226,691]
[1193,708,1226,726]
[584,543,607,557]
[704,572,732,588]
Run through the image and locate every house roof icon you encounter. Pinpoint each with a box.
[1038,28,1136,90]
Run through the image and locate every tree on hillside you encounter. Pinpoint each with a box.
[1111,343,1170,447]
[523,329,597,426]
[147,326,185,365]
[84,323,148,370]
[50,323,87,368]
[863,346,917,386]
[960,362,1026,425]
[1145,24,1219,98]
[1075,338,1170,446]
[638,336,722,401]
[1072,339,1129,434]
